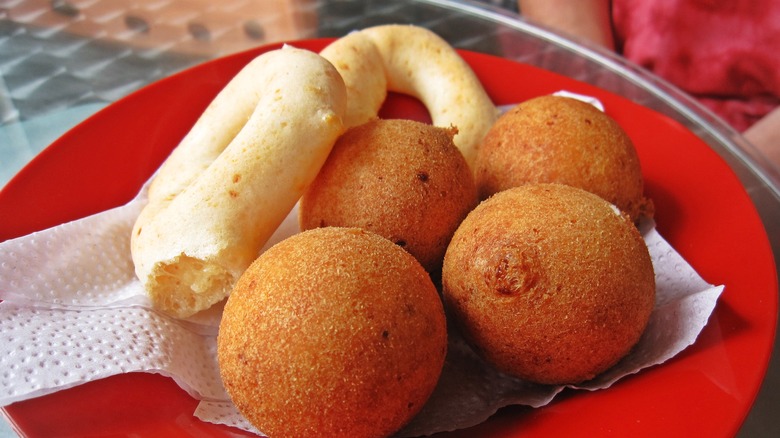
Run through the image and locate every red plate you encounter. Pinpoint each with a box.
[0,39,776,437]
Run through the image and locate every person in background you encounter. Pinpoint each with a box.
[516,0,780,169]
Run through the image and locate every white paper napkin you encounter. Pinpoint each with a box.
[0,180,723,437]
[0,90,722,437]
[193,214,724,437]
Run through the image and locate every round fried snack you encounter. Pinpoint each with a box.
[299,119,478,272]
[442,184,655,385]
[218,227,447,438]
[474,95,653,221]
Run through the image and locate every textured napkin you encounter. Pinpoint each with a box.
[194,210,724,436]
[0,181,723,436]
[0,92,723,435]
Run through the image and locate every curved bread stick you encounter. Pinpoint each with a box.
[131,46,346,318]
[320,24,498,168]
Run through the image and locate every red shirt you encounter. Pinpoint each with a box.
[612,0,780,131]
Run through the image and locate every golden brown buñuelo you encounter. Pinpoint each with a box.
[299,118,478,273]
[218,227,447,437]
[442,183,655,385]
[475,95,653,221]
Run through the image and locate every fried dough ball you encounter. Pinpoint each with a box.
[300,118,478,272]
[475,95,653,221]
[218,227,447,438]
[442,184,655,385]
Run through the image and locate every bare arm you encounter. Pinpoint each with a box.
[518,0,615,50]
[743,107,780,169]
[518,1,779,175]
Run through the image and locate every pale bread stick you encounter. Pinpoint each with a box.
[131,46,346,318]
[320,24,498,168]
[319,31,387,128]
